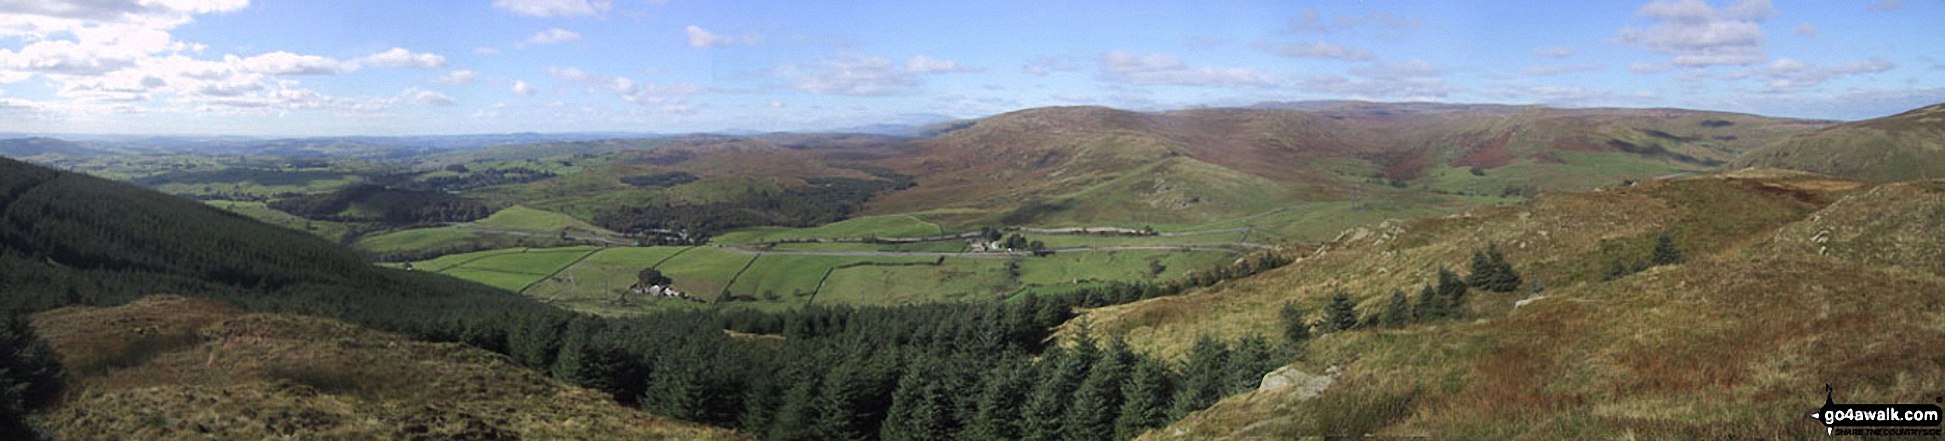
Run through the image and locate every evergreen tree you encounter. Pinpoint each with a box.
[1113,359,1173,441]
[811,354,872,441]
[1469,245,1521,292]
[1604,258,1630,281]
[965,362,1033,440]
[1167,336,1229,420]
[0,317,62,441]
[1467,249,1494,288]
[1651,233,1685,266]
[1381,288,1412,328]
[1484,245,1521,292]
[1022,345,1089,441]
[1322,291,1358,333]
[1278,301,1310,343]
[1413,284,1441,321]
[1064,338,1132,441]
[1224,335,1276,394]
[1436,268,1468,318]
[882,354,958,441]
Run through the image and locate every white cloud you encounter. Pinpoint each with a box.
[361,47,446,69]
[1097,51,1277,88]
[524,28,582,46]
[1867,0,1903,12]
[227,51,354,75]
[543,66,706,105]
[1792,22,1817,37]
[684,25,760,48]
[404,88,455,106]
[1746,57,1896,93]
[1483,84,1660,106]
[1298,58,1450,99]
[1021,55,1079,76]
[1287,10,1420,33]
[1534,46,1575,58]
[1619,0,1774,67]
[474,46,502,55]
[512,80,536,96]
[491,0,610,17]
[905,55,981,73]
[1629,62,1670,73]
[434,69,477,85]
[782,53,920,96]
[1527,63,1605,75]
[544,66,591,81]
[1256,41,1375,61]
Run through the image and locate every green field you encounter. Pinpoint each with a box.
[712,215,946,244]
[767,241,967,253]
[815,258,1016,306]
[1017,250,1233,286]
[355,227,480,253]
[207,200,356,243]
[405,246,599,292]
[476,205,613,233]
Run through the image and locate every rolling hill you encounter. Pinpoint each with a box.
[864,102,1825,229]
[1057,169,1943,439]
[30,295,745,440]
[1734,103,1945,181]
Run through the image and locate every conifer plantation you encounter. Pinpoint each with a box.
[0,157,1294,440]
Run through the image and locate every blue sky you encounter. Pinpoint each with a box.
[1,0,1940,136]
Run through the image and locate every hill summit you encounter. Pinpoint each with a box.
[1734,103,1945,181]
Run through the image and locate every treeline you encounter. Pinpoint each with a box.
[595,176,908,238]
[419,167,558,192]
[1,157,1299,440]
[618,171,700,188]
[1282,244,1528,336]
[268,184,491,226]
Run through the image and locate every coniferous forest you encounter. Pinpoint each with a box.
[0,157,1294,440]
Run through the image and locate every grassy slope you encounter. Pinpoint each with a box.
[205,200,355,243]
[30,295,746,440]
[1064,170,1945,439]
[711,215,944,244]
[1734,103,1945,182]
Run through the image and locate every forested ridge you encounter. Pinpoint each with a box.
[0,156,1293,440]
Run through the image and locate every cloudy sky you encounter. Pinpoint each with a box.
[1,0,1940,136]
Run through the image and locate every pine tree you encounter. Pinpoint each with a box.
[1382,288,1411,328]
[1484,245,1521,292]
[1436,268,1468,318]
[1651,233,1685,266]
[1224,335,1276,394]
[1278,301,1310,343]
[1604,258,1630,281]
[1113,358,1172,440]
[811,354,872,441]
[882,354,957,441]
[1467,249,1495,289]
[0,317,62,440]
[1064,339,1132,441]
[1022,345,1089,441]
[1166,336,1229,420]
[1322,291,1358,333]
[1413,283,1440,321]
[965,362,1032,440]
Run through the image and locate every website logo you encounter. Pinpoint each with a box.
[1809,384,1942,436]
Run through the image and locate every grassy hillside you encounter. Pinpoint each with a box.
[867,103,1822,231]
[1058,169,1944,439]
[30,295,746,440]
[1734,103,1945,181]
